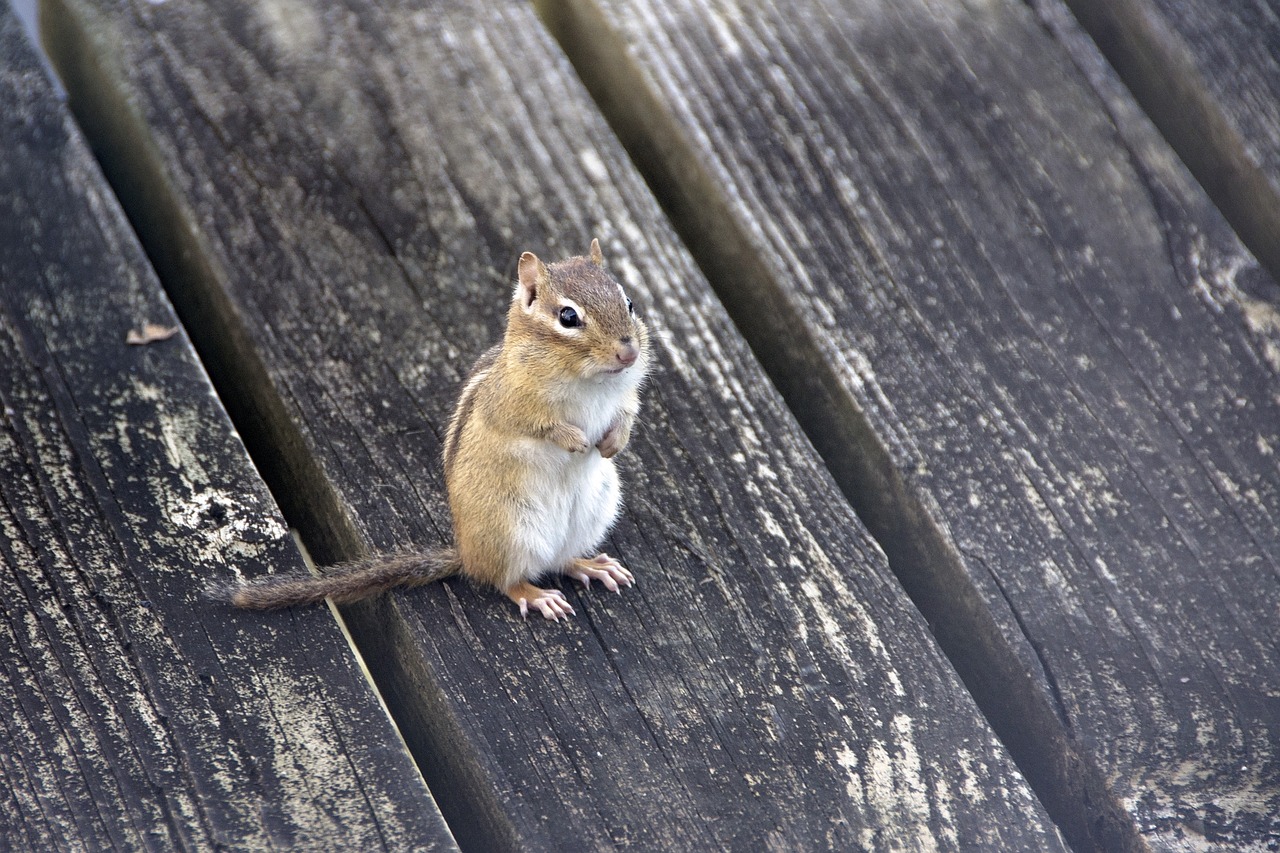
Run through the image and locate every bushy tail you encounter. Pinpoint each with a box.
[224,548,462,610]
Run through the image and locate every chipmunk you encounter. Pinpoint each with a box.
[227,240,650,620]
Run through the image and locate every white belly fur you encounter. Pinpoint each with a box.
[510,439,621,583]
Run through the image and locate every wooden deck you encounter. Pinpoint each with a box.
[3,0,1277,849]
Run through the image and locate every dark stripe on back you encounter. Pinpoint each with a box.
[444,344,501,473]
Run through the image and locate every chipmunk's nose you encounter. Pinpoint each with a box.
[616,338,638,367]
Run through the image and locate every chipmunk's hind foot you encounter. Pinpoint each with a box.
[507,581,575,621]
[566,553,634,593]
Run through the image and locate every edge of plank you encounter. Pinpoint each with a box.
[1061,0,1280,286]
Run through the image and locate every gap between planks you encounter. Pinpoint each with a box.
[1062,0,1280,293]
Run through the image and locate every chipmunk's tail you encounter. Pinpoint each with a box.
[223,548,462,610]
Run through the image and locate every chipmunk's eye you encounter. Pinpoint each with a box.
[626,297,634,315]
[558,306,582,328]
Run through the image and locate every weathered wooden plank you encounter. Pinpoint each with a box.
[40,0,1068,848]
[1062,0,1280,288]
[538,0,1280,849]
[0,9,454,850]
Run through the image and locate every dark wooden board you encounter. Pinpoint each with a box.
[39,0,1068,848]
[1062,0,1280,288]
[538,0,1280,849]
[0,9,454,850]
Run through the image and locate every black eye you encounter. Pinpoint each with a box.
[626,297,634,315]
[558,306,582,328]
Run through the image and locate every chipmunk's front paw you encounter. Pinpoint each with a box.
[567,553,635,593]
[595,420,630,459]
[549,422,591,454]
[507,581,575,621]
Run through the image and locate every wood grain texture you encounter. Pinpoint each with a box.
[539,0,1280,849]
[1062,0,1280,289]
[39,0,1067,848]
[0,10,454,851]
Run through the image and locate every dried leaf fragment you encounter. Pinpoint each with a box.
[126,323,181,345]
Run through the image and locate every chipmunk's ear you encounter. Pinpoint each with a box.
[589,238,604,267]
[516,251,548,311]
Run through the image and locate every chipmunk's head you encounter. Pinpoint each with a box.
[508,239,650,384]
